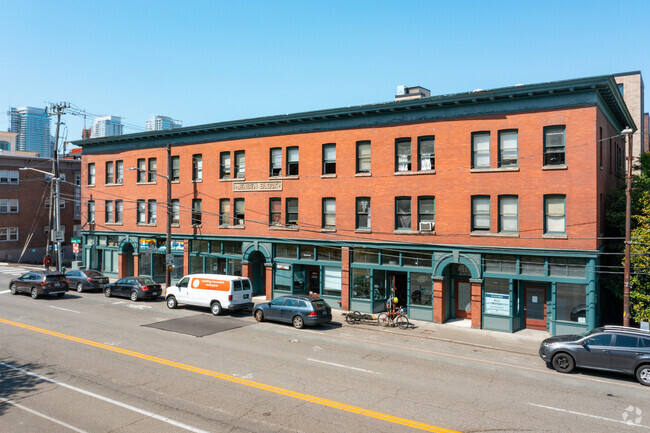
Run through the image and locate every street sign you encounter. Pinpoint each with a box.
[71,237,81,244]
[52,230,64,242]
[72,243,80,254]
[167,265,174,273]
[166,254,174,265]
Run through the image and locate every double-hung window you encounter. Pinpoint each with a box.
[396,138,411,172]
[472,132,490,168]
[192,199,202,225]
[88,163,95,185]
[220,152,231,179]
[270,148,282,177]
[472,196,490,231]
[0,228,18,241]
[171,199,180,225]
[544,126,566,166]
[218,199,229,226]
[418,136,435,171]
[269,198,281,225]
[498,130,518,167]
[192,154,202,181]
[171,156,180,181]
[356,197,370,229]
[323,144,336,175]
[148,200,157,224]
[105,200,114,223]
[395,197,411,230]
[545,195,566,234]
[88,201,95,223]
[322,198,336,229]
[0,170,19,184]
[356,141,371,174]
[115,200,123,223]
[234,198,245,226]
[498,195,518,233]
[137,200,146,224]
[105,161,114,184]
[148,158,157,182]
[234,151,245,178]
[137,159,146,183]
[418,197,435,227]
[0,199,18,213]
[286,198,298,226]
[287,147,299,176]
[115,160,123,183]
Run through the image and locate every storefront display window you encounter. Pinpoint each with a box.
[140,253,151,275]
[191,240,209,253]
[98,236,107,246]
[373,269,387,300]
[322,267,341,296]
[210,240,222,254]
[231,259,242,276]
[299,245,315,259]
[403,251,432,268]
[275,267,292,292]
[206,257,226,274]
[484,278,510,316]
[276,244,297,259]
[223,241,241,255]
[520,256,545,276]
[549,258,586,278]
[107,236,119,247]
[353,248,379,264]
[172,256,184,279]
[351,268,371,299]
[410,273,433,306]
[318,247,341,262]
[382,249,400,266]
[556,283,586,322]
[190,255,204,273]
[484,254,516,274]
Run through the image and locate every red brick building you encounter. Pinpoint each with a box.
[76,74,634,335]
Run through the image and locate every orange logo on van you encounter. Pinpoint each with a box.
[192,278,229,291]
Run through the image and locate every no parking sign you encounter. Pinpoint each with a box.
[73,243,80,254]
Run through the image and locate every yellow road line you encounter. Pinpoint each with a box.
[0,317,459,433]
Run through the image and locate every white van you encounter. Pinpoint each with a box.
[165,274,254,316]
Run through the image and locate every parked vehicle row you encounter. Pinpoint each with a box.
[9,270,68,299]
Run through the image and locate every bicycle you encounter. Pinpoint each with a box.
[377,307,409,329]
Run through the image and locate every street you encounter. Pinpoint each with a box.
[0,266,648,433]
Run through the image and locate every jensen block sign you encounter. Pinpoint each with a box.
[233,181,282,192]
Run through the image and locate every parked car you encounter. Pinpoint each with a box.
[253,295,332,329]
[539,325,650,386]
[65,269,109,292]
[165,274,254,316]
[104,276,161,302]
[9,271,68,299]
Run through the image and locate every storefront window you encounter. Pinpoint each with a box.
[86,236,96,246]
[98,236,107,246]
[484,278,510,316]
[351,268,371,299]
[373,269,387,300]
[484,254,516,274]
[190,256,204,273]
[322,266,341,297]
[107,236,119,247]
[139,253,152,275]
[410,273,433,306]
[210,240,222,254]
[231,259,242,276]
[556,283,586,323]
[520,256,545,276]
[172,256,184,280]
[402,251,432,268]
[223,241,241,255]
[353,248,379,264]
[318,247,341,262]
[299,245,315,260]
[275,267,292,292]
[382,249,400,266]
[206,257,226,274]
[549,258,586,278]
[276,244,297,259]
[191,240,209,253]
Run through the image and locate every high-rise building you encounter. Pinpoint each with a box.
[614,72,646,160]
[146,114,182,131]
[7,107,52,158]
[91,116,123,138]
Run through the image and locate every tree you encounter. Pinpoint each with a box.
[629,190,650,322]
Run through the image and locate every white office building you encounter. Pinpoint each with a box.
[146,114,182,131]
[91,116,124,138]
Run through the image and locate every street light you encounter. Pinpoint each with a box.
[621,127,634,327]
[128,143,173,289]
[20,166,63,272]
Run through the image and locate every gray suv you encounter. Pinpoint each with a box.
[539,326,650,386]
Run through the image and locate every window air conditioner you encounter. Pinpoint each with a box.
[419,221,434,232]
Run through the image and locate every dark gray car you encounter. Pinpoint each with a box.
[65,269,109,292]
[539,325,650,386]
[9,271,68,299]
[253,295,332,329]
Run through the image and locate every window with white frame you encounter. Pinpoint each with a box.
[322,144,336,175]
[115,200,123,223]
[472,196,490,231]
[322,198,336,229]
[105,200,114,223]
[395,138,411,172]
[88,163,95,185]
[356,141,371,174]
[356,197,370,229]
[545,195,566,234]
[287,147,299,176]
[115,160,123,183]
[172,199,180,224]
[234,151,245,178]
[137,200,146,224]
[472,132,490,168]
[148,200,157,224]
[220,198,230,226]
[0,227,18,241]
[544,126,566,166]
[192,154,202,181]
[137,159,146,182]
[0,170,19,184]
[418,136,435,171]
[498,130,518,167]
[498,195,518,232]
[220,152,231,179]
[0,199,18,213]
[270,148,282,177]
[105,161,114,184]
[147,158,157,182]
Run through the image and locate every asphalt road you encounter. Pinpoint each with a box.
[0,266,648,433]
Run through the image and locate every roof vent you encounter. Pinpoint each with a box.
[395,85,431,101]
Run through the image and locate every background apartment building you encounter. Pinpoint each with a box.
[91,115,124,138]
[7,106,52,158]
[76,74,634,336]
[146,114,182,131]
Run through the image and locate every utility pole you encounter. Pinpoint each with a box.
[622,127,634,327]
[166,142,172,289]
[47,102,70,272]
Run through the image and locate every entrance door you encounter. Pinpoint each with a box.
[524,285,547,330]
[249,251,265,296]
[456,280,471,319]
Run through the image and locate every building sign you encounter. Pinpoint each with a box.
[139,238,157,252]
[171,240,184,252]
[233,180,282,192]
[484,293,510,316]
[276,263,292,270]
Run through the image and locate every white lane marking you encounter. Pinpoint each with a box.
[0,290,10,295]
[127,304,152,310]
[0,361,210,433]
[0,397,90,433]
[528,403,650,430]
[307,358,380,375]
[49,306,81,314]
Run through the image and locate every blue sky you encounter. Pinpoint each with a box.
[1,0,649,142]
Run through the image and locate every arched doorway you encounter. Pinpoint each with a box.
[121,242,135,277]
[248,251,265,296]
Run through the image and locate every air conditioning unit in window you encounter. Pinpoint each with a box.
[419,222,434,232]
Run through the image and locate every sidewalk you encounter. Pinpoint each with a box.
[252,296,546,356]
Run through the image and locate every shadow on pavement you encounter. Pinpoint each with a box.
[0,358,49,416]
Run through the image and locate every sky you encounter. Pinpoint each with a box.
[1,0,649,146]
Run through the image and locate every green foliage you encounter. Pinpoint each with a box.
[629,190,650,322]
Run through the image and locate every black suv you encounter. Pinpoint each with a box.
[9,270,69,299]
[539,326,650,386]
